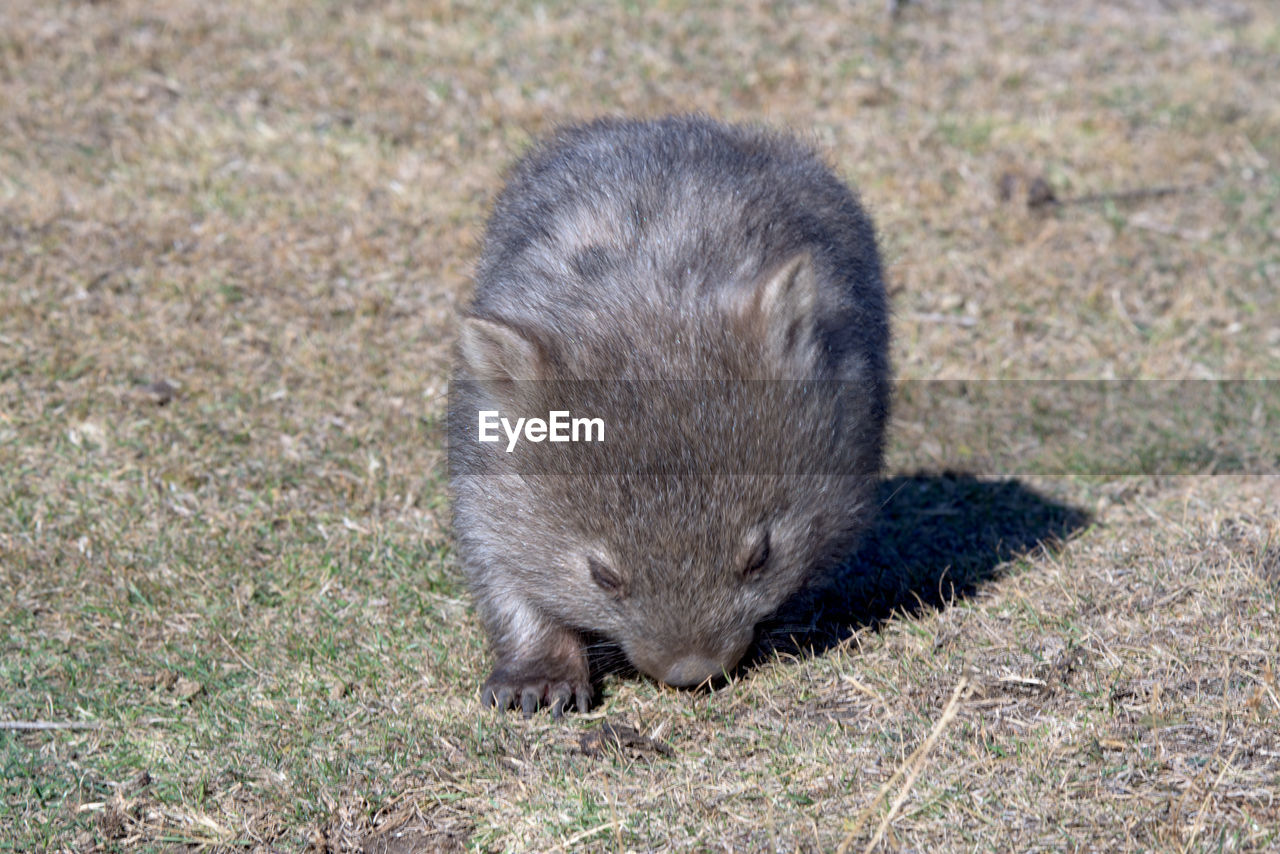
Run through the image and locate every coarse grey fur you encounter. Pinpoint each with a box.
[450,115,889,715]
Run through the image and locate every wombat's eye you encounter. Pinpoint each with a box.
[589,557,625,596]
[740,530,771,578]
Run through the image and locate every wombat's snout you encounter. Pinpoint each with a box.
[639,634,753,688]
[660,654,733,688]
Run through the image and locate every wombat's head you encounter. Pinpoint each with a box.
[453,254,885,687]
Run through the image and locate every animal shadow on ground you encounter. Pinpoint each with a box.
[747,472,1092,667]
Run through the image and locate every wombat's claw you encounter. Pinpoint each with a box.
[547,682,593,718]
[483,674,591,718]
[484,684,516,711]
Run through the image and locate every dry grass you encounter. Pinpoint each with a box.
[1,0,1277,850]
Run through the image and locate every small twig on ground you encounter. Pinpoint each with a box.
[1060,183,1203,207]
[218,631,265,678]
[547,819,626,853]
[1001,170,1209,211]
[837,673,972,854]
[1,720,102,731]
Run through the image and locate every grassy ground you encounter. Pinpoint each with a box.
[2,0,1278,850]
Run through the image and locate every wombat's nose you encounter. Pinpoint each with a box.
[661,654,727,688]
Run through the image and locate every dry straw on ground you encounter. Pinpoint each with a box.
[2,0,1277,850]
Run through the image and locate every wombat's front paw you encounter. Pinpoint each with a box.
[482,660,592,718]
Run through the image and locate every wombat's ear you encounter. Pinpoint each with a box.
[741,252,821,372]
[458,316,549,382]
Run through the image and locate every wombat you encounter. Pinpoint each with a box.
[450,115,889,715]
